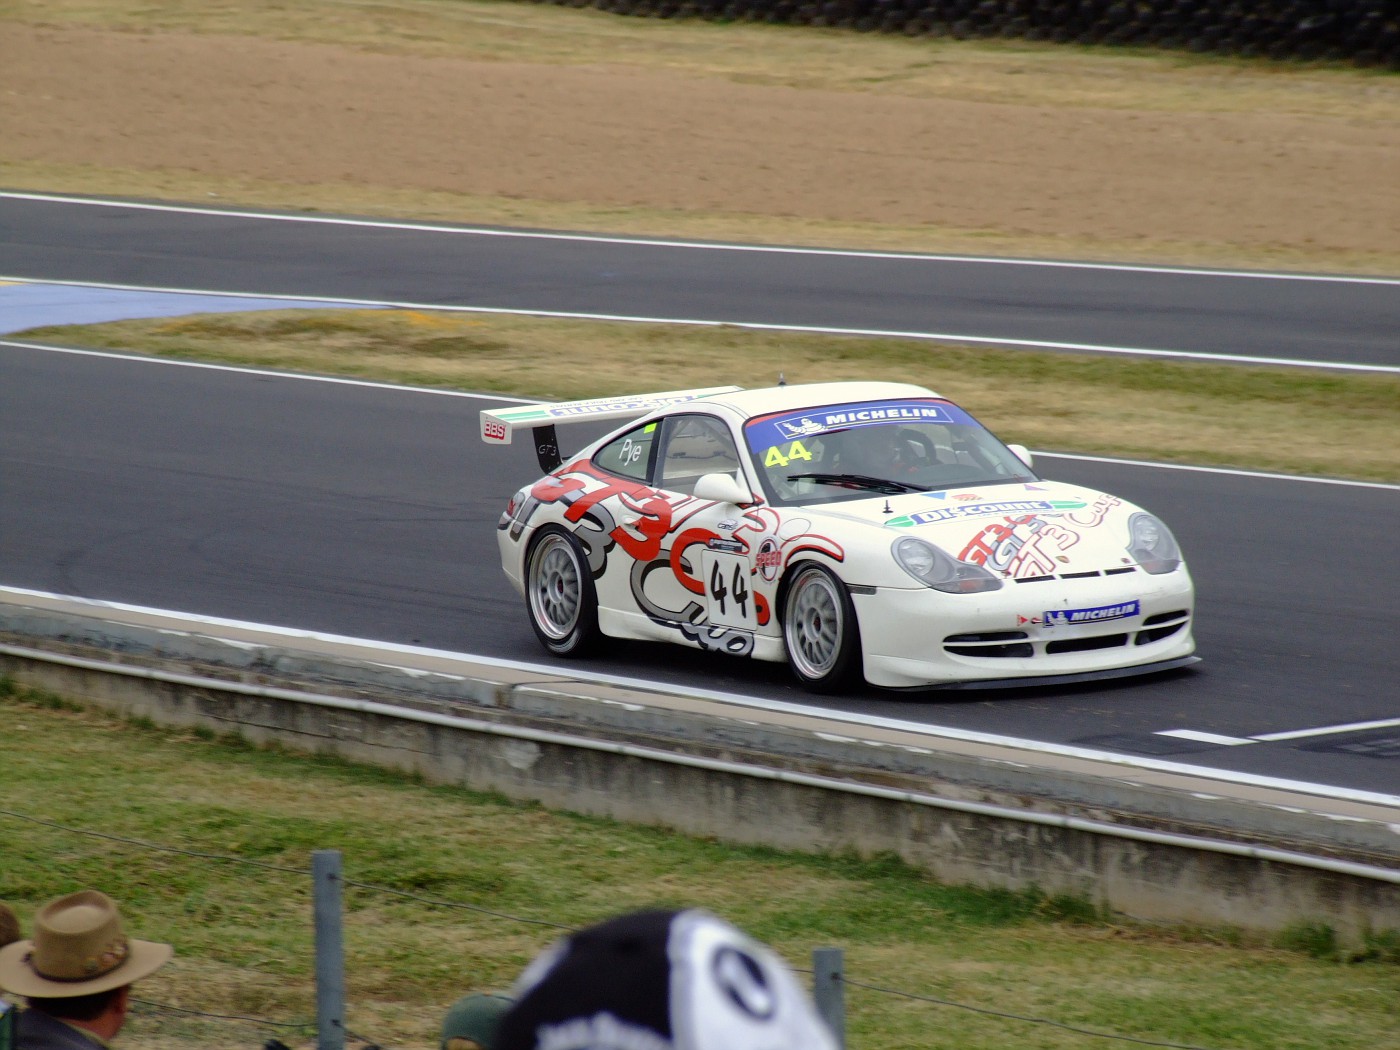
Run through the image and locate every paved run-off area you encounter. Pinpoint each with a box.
[0,278,357,335]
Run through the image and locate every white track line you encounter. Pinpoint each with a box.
[0,339,528,401]
[1034,452,1400,492]
[1160,717,1400,747]
[4,274,1397,374]
[5,191,1399,284]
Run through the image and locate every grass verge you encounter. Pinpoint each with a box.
[21,308,1400,483]
[2,680,1397,1050]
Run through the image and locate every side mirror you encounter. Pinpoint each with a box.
[1008,443,1034,469]
[694,472,754,506]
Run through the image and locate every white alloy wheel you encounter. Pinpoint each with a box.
[526,528,600,656]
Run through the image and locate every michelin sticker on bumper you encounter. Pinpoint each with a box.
[1044,600,1141,627]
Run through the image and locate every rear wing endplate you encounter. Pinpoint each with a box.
[480,385,742,471]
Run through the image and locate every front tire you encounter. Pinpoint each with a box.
[782,563,861,693]
[525,527,602,657]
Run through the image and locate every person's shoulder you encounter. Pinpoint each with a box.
[14,1008,106,1050]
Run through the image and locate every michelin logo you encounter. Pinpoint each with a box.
[776,417,827,439]
[823,405,952,425]
[1044,600,1141,627]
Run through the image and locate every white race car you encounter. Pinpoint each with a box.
[482,381,1197,692]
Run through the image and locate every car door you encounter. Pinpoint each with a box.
[654,413,764,643]
[582,412,768,654]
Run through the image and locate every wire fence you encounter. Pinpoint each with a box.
[532,0,1400,70]
[0,806,1225,1050]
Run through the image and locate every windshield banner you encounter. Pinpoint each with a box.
[744,399,977,452]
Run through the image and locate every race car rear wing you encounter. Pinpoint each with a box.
[480,385,742,471]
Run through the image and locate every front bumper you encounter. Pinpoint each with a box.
[852,565,1196,689]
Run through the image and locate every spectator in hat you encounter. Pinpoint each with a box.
[441,992,512,1050]
[0,890,173,1050]
[0,905,20,951]
[494,908,836,1050]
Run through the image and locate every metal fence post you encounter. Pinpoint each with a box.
[313,850,346,1050]
[811,946,845,1049]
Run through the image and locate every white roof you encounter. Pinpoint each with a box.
[693,380,942,419]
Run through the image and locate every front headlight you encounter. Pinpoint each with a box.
[892,537,1003,593]
[1127,512,1182,575]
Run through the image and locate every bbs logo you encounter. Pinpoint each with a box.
[483,420,508,441]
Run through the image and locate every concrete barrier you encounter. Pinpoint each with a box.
[2,588,1396,947]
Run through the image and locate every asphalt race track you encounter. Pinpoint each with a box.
[1,195,1398,802]
[4,193,1399,370]
[3,344,1398,799]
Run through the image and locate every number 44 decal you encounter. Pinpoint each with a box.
[703,551,758,631]
[763,440,814,468]
[710,559,750,616]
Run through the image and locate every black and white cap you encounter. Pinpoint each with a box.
[494,909,838,1050]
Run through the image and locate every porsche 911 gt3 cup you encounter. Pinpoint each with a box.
[482,381,1197,692]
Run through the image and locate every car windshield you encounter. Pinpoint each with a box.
[743,398,1037,506]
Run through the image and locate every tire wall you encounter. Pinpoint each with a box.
[528,0,1400,70]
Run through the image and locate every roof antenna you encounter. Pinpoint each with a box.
[883,499,893,514]
[778,372,786,386]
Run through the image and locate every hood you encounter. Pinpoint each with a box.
[806,480,1146,579]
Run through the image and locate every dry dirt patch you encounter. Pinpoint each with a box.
[1,12,1397,271]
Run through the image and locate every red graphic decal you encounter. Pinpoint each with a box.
[612,491,680,562]
[755,538,782,582]
[782,540,847,566]
[960,515,1080,578]
[563,476,652,525]
[530,473,588,506]
[533,463,838,639]
[671,527,725,595]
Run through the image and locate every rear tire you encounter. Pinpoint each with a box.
[782,563,862,693]
[525,527,602,657]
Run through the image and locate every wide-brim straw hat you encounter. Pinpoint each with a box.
[0,890,172,998]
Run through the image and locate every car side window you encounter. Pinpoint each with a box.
[592,421,658,482]
[656,414,741,495]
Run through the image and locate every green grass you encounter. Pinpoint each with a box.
[2,680,1397,1050]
